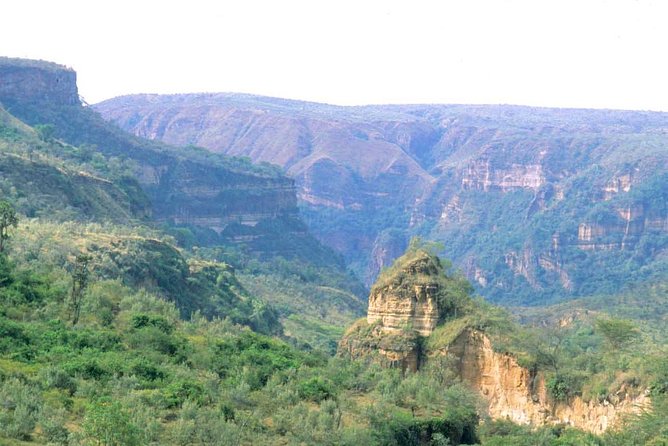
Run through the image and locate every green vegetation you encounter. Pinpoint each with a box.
[0,106,148,223]
[3,232,664,445]
[0,191,663,446]
[0,199,18,252]
[0,59,666,444]
[0,242,483,445]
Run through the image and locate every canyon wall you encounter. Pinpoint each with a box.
[340,248,650,434]
[0,59,311,259]
[0,58,79,106]
[96,94,668,304]
[445,328,649,434]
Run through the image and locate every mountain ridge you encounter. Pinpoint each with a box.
[97,92,668,305]
[0,57,367,348]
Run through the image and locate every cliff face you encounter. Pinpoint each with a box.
[367,252,442,336]
[96,94,668,305]
[444,329,648,434]
[0,58,79,106]
[0,60,315,261]
[340,249,650,434]
[343,310,648,434]
[141,157,299,238]
[339,248,457,370]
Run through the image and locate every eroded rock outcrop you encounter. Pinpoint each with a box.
[0,58,79,106]
[442,328,649,434]
[367,250,443,336]
[340,247,650,434]
[461,159,545,192]
[339,247,458,370]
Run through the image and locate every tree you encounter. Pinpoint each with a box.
[70,253,92,326]
[0,200,18,254]
[34,123,55,142]
[595,317,640,350]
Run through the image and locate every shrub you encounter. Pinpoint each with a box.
[129,359,166,382]
[164,380,205,408]
[40,366,77,395]
[82,400,141,446]
[38,407,70,445]
[297,376,335,403]
[547,372,584,402]
[0,378,42,440]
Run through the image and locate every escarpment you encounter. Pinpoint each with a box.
[339,246,650,434]
[443,328,649,434]
[0,58,313,259]
[0,58,79,106]
[97,93,668,306]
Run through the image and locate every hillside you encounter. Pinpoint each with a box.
[3,230,665,445]
[1,57,667,445]
[96,93,668,305]
[0,107,149,223]
[0,58,322,262]
[0,57,366,348]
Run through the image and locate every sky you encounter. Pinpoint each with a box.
[2,0,668,111]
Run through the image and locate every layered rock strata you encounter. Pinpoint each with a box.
[0,58,307,257]
[367,252,442,336]
[444,328,648,434]
[340,248,650,434]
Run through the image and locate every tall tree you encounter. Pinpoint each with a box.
[0,200,18,254]
[70,253,92,326]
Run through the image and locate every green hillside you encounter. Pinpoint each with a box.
[0,58,367,348]
[1,56,667,445]
[1,232,667,445]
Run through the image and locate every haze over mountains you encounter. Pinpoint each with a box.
[97,93,668,305]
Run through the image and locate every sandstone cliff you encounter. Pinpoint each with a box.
[340,247,649,434]
[339,246,468,370]
[367,250,443,336]
[443,328,648,434]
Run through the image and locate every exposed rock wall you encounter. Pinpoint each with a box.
[341,248,650,434]
[96,93,668,300]
[0,58,79,106]
[366,252,443,336]
[443,328,649,434]
[144,159,299,235]
[0,59,308,258]
[367,283,440,337]
[342,320,649,433]
[461,160,545,192]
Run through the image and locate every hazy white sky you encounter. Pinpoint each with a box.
[2,0,668,110]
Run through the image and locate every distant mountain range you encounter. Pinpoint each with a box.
[96,93,668,305]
